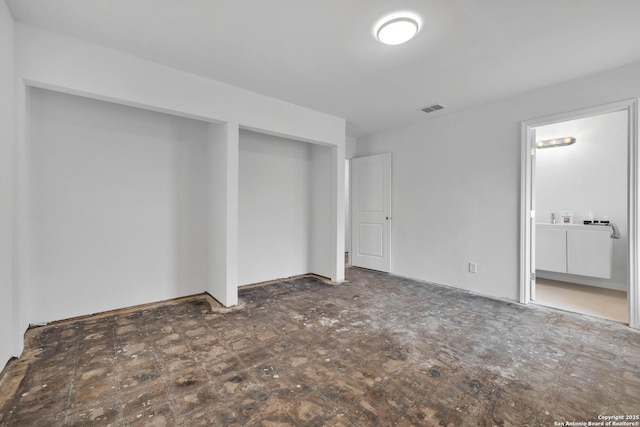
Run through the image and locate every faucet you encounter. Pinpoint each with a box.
[550,213,556,224]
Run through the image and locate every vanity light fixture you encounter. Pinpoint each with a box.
[376,16,419,45]
[535,136,576,149]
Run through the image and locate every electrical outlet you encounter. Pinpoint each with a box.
[469,262,478,274]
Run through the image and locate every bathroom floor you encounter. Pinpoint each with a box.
[534,278,627,323]
[1,268,639,426]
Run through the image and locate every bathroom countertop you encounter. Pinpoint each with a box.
[537,223,612,231]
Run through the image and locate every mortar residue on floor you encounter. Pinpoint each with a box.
[1,267,639,426]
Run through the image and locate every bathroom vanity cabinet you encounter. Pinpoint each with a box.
[536,224,613,279]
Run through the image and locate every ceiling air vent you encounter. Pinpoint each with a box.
[420,104,445,114]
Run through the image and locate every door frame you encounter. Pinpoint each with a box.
[519,98,639,328]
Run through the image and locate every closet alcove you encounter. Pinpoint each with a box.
[27,88,336,324]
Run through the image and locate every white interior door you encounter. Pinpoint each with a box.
[351,153,391,272]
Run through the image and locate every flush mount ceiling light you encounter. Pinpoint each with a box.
[535,136,576,149]
[376,16,419,45]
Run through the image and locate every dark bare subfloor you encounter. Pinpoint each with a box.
[1,267,639,426]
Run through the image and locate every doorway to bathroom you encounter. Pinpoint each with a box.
[520,99,639,328]
[534,111,628,322]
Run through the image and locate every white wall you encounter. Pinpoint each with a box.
[535,111,628,290]
[207,123,239,307]
[0,1,16,364]
[357,60,640,301]
[238,130,312,286]
[28,88,210,323]
[344,137,356,259]
[346,136,357,159]
[345,160,351,258]
[310,144,335,278]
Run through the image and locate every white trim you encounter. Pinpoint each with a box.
[519,122,531,304]
[628,100,639,328]
[520,99,639,328]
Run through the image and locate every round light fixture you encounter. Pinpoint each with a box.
[376,17,419,45]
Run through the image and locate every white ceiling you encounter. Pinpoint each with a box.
[7,0,640,137]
